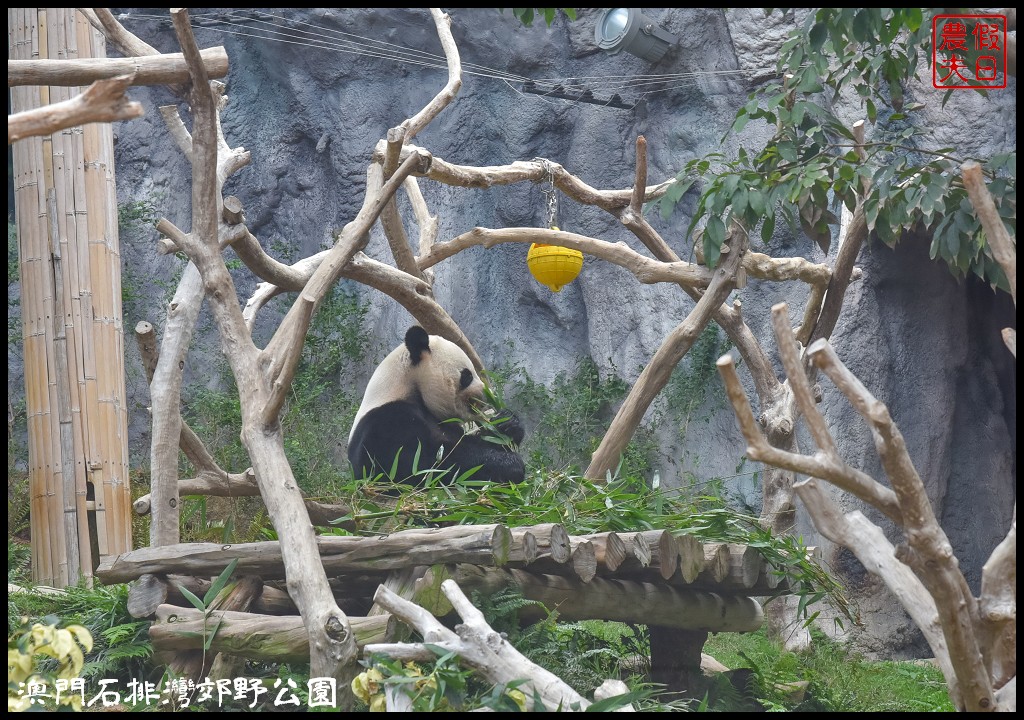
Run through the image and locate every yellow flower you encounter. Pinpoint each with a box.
[508,688,528,712]
[66,625,93,653]
[369,693,387,712]
[29,623,53,647]
[49,628,74,661]
[415,673,438,693]
[8,692,32,713]
[8,648,33,683]
[351,668,384,704]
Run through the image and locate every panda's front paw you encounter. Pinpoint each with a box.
[491,410,525,446]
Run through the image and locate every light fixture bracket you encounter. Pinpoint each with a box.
[594,8,678,63]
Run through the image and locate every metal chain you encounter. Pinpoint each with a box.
[534,157,559,229]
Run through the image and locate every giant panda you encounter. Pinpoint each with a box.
[348,326,526,485]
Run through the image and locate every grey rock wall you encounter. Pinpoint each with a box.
[45,7,1017,658]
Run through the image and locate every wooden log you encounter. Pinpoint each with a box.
[528,523,571,564]
[150,605,391,663]
[675,532,705,584]
[127,574,168,618]
[697,542,730,584]
[97,524,512,582]
[448,564,763,632]
[590,531,627,574]
[163,574,299,615]
[133,479,354,529]
[411,565,455,617]
[617,532,652,572]
[650,627,708,695]
[221,195,244,224]
[208,653,245,682]
[521,524,576,577]
[507,527,538,564]
[168,575,263,682]
[638,530,679,580]
[753,546,818,595]
[760,561,784,590]
[367,567,428,617]
[8,47,229,87]
[725,543,762,590]
[570,538,597,583]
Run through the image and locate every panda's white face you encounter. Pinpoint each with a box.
[349,327,486,441]
[413,334,486,423]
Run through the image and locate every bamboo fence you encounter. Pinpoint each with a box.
[10,8,131,587]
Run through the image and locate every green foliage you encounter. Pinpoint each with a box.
[180,494,265,545]
[354,648,499,712]
[7,459,30,541]
[654,8,1015,292]
[330,468,853,628]
[704,627,955,712]
[663,325,729,440]
[117,196,160,231]
[492,357,656,476]
[501,7,577,27]
[7,583,156,705]
[59,583,154,684]
[7,541,31,587]
[7,222,18,286]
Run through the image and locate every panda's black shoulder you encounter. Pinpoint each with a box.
[348,397,444,458]
[348,400,449,474]
[350,400,434,443]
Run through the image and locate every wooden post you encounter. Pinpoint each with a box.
[10,8,132,586]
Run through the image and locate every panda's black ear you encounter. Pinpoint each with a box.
[405,326,431,365]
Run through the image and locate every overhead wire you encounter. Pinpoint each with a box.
[120,10,751,110]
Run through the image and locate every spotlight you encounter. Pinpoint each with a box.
[594,8,678,63]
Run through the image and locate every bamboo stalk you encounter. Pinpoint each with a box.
[40,8,70,586]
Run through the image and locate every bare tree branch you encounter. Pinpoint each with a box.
[168,7,358,690]
[721,299,1012,710]
[962,161,1015,305]
[376,146,672,211]
[260,150,432,424]
[365,580,600,711]
[8,74,142,144]
[8,47,227,87]
[420,226,712,286]
[806,121,868,346]
[792,478,957,694]
[586,225,748,480]
[399,9,462,142]
[716,347,903,524]
[378,135,426,281]
[979,510,1016,689]
[629,135,648,215]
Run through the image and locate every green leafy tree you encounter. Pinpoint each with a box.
[658,8,1014,289]
[501,7,577,27]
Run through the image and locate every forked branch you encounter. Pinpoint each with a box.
[365,579,634,711]
[717,302,1011,711]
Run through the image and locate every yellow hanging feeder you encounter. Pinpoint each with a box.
[528,227,583,292]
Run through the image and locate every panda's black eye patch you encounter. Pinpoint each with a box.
[459,368,473,390]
